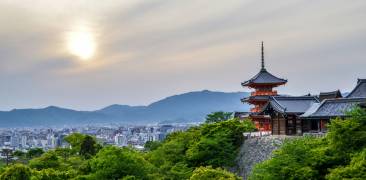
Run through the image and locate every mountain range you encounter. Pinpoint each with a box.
[0,90,249,128]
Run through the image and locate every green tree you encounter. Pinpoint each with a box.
[144,141,161,151]
[13,150,25,158]
[26,148,44,159]
[89,146,153,179]
[327,107,366,154]
[190,166,240,180]
[187,119,255,167]
[0,164,31,180]
[13,150,27,164]
[54,148,72,161]
[147,119,254,179]
[326,148,366,179]
[29,151,60,170]
[205,111,233,123]
[64,133,86,153]
[1,149,13,166]
[147,128,199,179]
[249,137,323,180]
[31,168,77,180]
[79,136,97,159]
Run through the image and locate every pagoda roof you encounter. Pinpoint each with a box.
[346,79,366,98]
[242,42,287,87]
[241,95,270,103]
[260,96,320,115]
[301,97,366,119]
[242,68,287,87]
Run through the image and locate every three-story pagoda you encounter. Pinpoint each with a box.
[241,42,287,131]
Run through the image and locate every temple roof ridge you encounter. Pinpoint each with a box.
[346,78,366,98]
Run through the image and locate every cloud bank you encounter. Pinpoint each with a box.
[1,0,366,110]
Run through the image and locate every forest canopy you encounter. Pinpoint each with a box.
[0,114,254,180]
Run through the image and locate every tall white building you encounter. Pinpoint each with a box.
[114,134,127,146]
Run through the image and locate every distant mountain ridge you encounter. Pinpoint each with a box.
[0,90,249,128]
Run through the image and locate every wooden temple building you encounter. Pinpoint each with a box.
[299,79,366,134]
[239,43,366,135]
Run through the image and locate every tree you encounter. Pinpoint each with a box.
[326,149,366,179]
[144,141,161,151]
[249,137,323,180]
[79,136,97,159]
[205,111,233,123]
[13,150,27,164]
[13,150,25,158]
[64,133,86,153]
[26,148,44,159]
[187,119,255,167]
[89,146,153,179]
[54,148,72,161]
[327,107,366,154]
[0,164,31,180]
[147,118,254,179]
[1,148,13,166]
[190,166,240,180]
[31,168,77,180]
[29,151,60,170]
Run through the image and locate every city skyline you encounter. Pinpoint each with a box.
[1,0,366,110]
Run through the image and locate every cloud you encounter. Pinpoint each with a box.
[0,0,366,110]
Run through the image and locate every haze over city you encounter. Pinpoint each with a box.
[1,0,366,110]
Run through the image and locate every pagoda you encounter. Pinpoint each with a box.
[241,42,287,131]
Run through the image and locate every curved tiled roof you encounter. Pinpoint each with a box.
[241,95,270,103]
[261,96,320,114]
[301,98,366,118]
[347,79,366,98]
[319,90,342,101]
[242,68,287,87]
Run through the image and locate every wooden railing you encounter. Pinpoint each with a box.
[251,90,277,96]
[303,132,327,138]
[250,107,262,112]
[243,131,271,139]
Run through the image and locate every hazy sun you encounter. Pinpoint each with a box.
[67,26,96,60]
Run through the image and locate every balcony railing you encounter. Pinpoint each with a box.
[251,90,277,96]
[250,107,262,112]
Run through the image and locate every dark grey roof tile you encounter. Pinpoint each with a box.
[301,98,366,118]
[262,96,319,114]
[347,79,366,98]
[242,68,287,86]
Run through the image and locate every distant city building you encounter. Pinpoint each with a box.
[0,124,195,151]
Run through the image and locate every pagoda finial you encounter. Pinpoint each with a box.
[261,41,265,70]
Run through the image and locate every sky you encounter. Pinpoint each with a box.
[1,0,366,111]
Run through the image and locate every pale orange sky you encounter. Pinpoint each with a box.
[1,0,366,110]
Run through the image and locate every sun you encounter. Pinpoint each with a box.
[67,26,96,60]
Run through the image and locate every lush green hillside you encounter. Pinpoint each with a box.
[0,115,254,179]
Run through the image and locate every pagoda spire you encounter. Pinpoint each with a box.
[261,41,265,70]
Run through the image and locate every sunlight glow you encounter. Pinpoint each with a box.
[67,25,96,60]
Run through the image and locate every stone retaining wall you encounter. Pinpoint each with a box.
[236,136,291,179]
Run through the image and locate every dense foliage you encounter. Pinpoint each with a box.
[190,166,240,180]
[250,108,366,180]
[0,115,253,180]
[204,111,233,123]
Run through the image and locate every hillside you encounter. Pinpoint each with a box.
[0,90,249,128]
